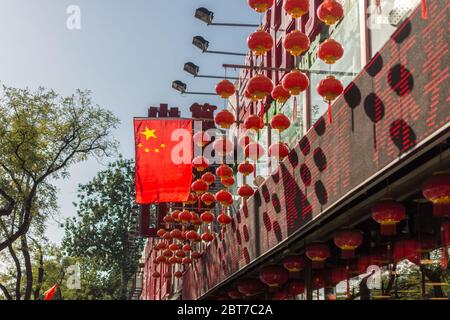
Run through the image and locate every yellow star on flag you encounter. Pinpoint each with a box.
[154,149,160,153]
[140,127,157,141]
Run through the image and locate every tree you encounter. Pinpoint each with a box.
[0,85,119,300]
[62,157,145,300]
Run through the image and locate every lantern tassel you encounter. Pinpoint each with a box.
[327,102,333,124]
[421,0,428,20]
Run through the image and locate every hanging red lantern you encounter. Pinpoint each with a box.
[191,179,208,195]
[245,142,265,161]
[174,271,183,279]
[244,114,264,132]
[247,74,274,101]
[284,30,310,56]
[317,0,344,26]
[221,176,235,188]
[306,243,330,269]
[282,69,309,96]
[202,172,216,186]
[182,257,192,265]
[286,280,305,296]
[171,210,181,222]
[394,239,420,265]
[192,156,209,172]
[216,164,233,179]
[215,80,235,99]
[186,230,200,242]
[270,113,291,132]
[268,142,290,160]
[192,251,202,260]
[185,193,198,205]
[333,229,363,259]
[201,192,215,206]
[215,109,235,129]
[156,242,168,251]
[271,85,291,104]
[193,131,211,147]
[201,211,215,224]
[175,249,186,258]
[163,215,174,224]
[371,200,406,236]
[282,256,306,273]
[217,213,232,226]
[237,278,265,297]
[238,161,255,177]
[327,266,348,287]
[155,255,166,264]
[215,190,234,207]
[248,0,274,13]
[245,89,259,102]
[157,229,167,238]
[213,137,234,156]
[162,232,173,241]
[170,229,183,240]
[318,38,344,64]
[201,232,215,243]
[183,244,192,252]
[178,210,193,224]
[238,184,255,199]
[247,29,274,56]
[317,75,343,123]
[284,0,309,19]
[190,212,202,226]
[163,249,174,258]
[152,271,161,278]
[422,173,450,217]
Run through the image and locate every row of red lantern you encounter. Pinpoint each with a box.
[214,109,291,132]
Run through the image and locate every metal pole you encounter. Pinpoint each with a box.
[195,75,239,80]
[182,92,218,96]
[207,50,247,57]
[209,22,259,28]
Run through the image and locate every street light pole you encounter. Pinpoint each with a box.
[223,64,357,77]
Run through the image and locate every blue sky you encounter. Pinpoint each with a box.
[0,0,258,243]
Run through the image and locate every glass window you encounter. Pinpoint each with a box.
[309,0,363,124]
[368,0,420,56]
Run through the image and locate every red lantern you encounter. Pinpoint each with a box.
[201,232,215,243]
[327,266,348,286]
[152,271,161,278]
[215,80,235,99]
[238,184,255,199]
[422,173,450,217]
[247,74,274,101]
[237,278,265,297]
[213,138,234,156]
[216,164,233,179]
[155,255,166,264]
[268,142,290,160]
[191,179,208,195]
[193,131,211,147]
[245,89,259,102]
[215,190,234,207]
[270,113,291,132]
[163,215,174,224]
[170,229,183,240]
[282,256,306,273]
[221,176,235,188]
[317,0,344,26]
[201,211,215,224]
[190,212,202,226]
[217,213,232,226]
[306,243,330,269]
[247,29,274,56]
[372,200,406,236]
[334,229,363,259]
[202,172,216,186]
[286,280,305,296]
[192,156,209,172]
[245,142,265,161]
[162,232,172,241]
[317,75,343,102]
[157,229,167,238]
[215,109,235,129]
[178,210,193,224]
[244,114,264,132]
[394,239,420,265]
[192,251,202,260]
[284,30,310,56]
[174,271,183,279]
[201,192,215,206]
[238,161,255,177]
[163,249,174,258]
[271,85,291,104]
[182,257,192,265]
[175,249,186,258]
[248,0,274,13]
[282,69,309,95]
[185,193,198,205]
[186,230,200,242]
[183,244,192,252]
[318,38,344,64]
[156,242,168,251]
[171,210,181,222]
[284,0,309,18]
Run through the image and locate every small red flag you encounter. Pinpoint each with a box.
[43,284,58,300]
[134,118,193,204]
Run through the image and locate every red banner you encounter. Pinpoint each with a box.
[134,118,193,204]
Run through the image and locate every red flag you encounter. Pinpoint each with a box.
[134,118,193,204]
[43,284,58,300]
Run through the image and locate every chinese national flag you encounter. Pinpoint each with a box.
[43,284,58,300]
[134,118,193,204]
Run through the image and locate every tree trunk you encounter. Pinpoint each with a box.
[0,284,13,300]
[21,235,33,300]
[7,243,22,300]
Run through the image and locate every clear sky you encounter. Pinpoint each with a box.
[0,0,258,243]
